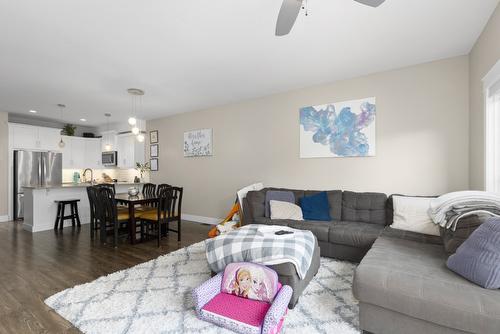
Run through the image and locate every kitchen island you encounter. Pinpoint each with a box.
[23,182,143,232]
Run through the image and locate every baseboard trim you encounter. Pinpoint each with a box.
[183,214,220,225]
[0,215,9,223]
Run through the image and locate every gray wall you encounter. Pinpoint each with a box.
[469,3,500,190]
[0,112,8,218]
[147,56,470,219]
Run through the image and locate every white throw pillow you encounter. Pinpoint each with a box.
[270,200,304,221]
[391,196,440,236]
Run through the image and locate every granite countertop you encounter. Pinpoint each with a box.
[23,182,143,190]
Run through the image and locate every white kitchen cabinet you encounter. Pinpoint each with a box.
[117,134,145,168]
[9,123,61,151]
[101,131,117,152]
[37,127,62,151]
[62,136,102,169]
[84,138,102,168]
[61,136,84,168]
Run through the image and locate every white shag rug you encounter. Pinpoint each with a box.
[45,241,360,334]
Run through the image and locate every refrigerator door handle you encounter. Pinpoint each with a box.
[39,154,43,186]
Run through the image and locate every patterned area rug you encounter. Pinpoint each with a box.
[45,241,359,334]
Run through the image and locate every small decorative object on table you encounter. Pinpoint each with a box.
[127,187,139,196]
[192,262,292,334]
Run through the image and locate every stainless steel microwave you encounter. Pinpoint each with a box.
[102,151,117,166]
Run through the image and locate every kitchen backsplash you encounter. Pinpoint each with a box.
[62,168,149,183]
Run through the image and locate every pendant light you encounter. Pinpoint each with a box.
[104,113,112,151]
[127,88,145,141]
[57,104,66,148]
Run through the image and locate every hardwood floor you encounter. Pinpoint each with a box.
[0,220,211,333]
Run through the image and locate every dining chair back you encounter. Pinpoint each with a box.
[156,183,172,197]
[142,183,156,197]
[167,187,183,242]
[97,187,120,247]
[154,187,174,247]
[86,186,100,239]
[97,183,116,194]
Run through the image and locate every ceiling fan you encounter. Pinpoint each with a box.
[276,0,386,36]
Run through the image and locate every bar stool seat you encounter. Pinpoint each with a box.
[54,199,81,230]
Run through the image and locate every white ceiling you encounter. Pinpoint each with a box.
[0,0,498,126]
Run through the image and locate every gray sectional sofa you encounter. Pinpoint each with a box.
[243,188,388,262]
[243,187,500,334]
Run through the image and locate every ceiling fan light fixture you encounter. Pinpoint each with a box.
[131,126,140,135]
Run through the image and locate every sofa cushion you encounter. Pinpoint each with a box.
[328,221,384,249]
[441,215,483,255]
[304,190,342,221]
[342,191,387,225]
[253,217,290,226]
[265,191,295,217]
[299,191,331,221]
[353,235,500,334]
[287,220,334,242]
[246,191,266,220]
[381,227,443,245]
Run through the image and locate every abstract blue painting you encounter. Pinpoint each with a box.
[300,97,376,158]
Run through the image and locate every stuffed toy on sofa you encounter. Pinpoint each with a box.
[192,262,293,334]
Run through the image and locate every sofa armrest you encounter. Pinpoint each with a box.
[192,272,223,314]
[242,198,254,225]
[262,285,293,334]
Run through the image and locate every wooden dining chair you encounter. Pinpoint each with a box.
[165,187,183,242]
[136,183,156,212]
[142,183,156,197]
[97,183,116,194]
[97,187,140,247]
[86,186,100,239]
[139,187,174,247]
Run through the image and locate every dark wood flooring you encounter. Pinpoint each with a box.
[0,220,211,333]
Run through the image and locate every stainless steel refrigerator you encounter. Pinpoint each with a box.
[13,150,62,220]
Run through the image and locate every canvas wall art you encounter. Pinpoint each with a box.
[299,97,376,158]
[184,128,213,157]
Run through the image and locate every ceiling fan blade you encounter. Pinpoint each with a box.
[275,0,303,36]
[353,0,386,7]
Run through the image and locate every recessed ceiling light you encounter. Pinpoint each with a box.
[80,118,87,122]
[29,110,37,113]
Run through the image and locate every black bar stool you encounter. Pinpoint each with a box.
[54,199,81,230]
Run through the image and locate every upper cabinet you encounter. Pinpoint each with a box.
[101,131,117,152]
[116,133,145,168]
[9,123,144,170]
[9,123,61,151]
[85,139,102,168]
[61,136,101,169]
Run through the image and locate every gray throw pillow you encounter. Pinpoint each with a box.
[265,191,295,218]
[447,218,500,289]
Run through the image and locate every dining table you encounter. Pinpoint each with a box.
[115,192,158,244]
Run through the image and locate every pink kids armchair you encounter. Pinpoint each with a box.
[192,262,293,334]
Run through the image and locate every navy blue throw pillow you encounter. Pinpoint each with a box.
[300,192,331,221]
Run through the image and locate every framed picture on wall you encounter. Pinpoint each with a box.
[150,130,158,144]
[150,158,158,171]
[150,144,159,157]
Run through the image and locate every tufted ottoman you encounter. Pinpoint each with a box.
[268,236,321,308]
